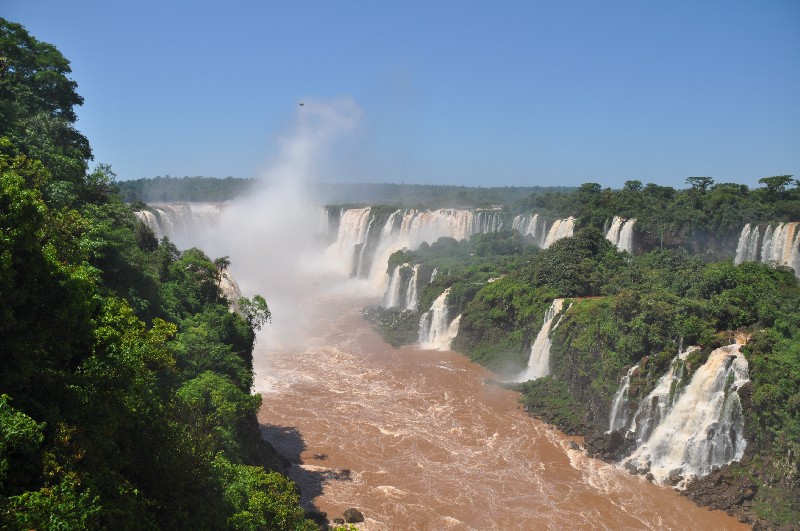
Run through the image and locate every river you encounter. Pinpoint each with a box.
[256,294,747,530]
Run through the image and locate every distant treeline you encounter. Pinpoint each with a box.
[116,176,256,202]
[116,176,575,207]
[312,182,576,208]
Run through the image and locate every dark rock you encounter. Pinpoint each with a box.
[343,508,365,523]
[333,518,344,525]
[568,440,580,451]
[645,472,655,482]
[668,470,684,485]
[305,510,328,526]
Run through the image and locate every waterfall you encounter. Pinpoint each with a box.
[383,265,404,308]
[332,207,505,287]
[605,216,636,253]
[624,344,750,483]
[608,364,639,432]
[513,213,548,247]
[516,299,567,381]
[404,265,420,311]
[419,289,460,350]
[326,207,372,276]
[543,218,575,248]
[133,202,225,246]
[733,222,800,277]
[430,267,438,284]
[629,347,696,443]
[353,214,376,277]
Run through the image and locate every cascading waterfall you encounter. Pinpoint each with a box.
[624,344,750,483]
[543,217,575,248]
[607,364,639,432]
[516,299,567,381]
[734,221,800,278]
[133,202,225,244]
[383,264,421,311]
[404,265,420,310]
[418,289,461,350]
[429,267,438,284]
[629,347,697,442]
[325,207,372,276]
[605,216,636,253]
[330,207,505,287]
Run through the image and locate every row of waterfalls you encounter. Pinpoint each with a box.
[735,221,800,278]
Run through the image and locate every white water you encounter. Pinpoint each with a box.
[383,264,421,311]
[607,364,639,432]
[512,213,547,247]
[735,221,800,277]
[515,299,567,382]
[625,344,750,483]
[543,217,575,248]
[629,347,697,443]
[134,202,225,247]
[327,208,504,289]
[324,207,372,277]
[605,216,636,254]
[419,289,460,350]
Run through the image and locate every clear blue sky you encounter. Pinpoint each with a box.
[5,1,799,188]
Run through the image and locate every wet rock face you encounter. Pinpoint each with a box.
[682,465,758,524]
[583,429,637,462]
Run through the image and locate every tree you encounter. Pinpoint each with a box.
[758,175,794,196]
[685,176,714,192]
[238,295,271,331]
[623,180,643,192]
[0,18,91,184]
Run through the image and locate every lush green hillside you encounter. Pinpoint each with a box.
[0,18,314,530]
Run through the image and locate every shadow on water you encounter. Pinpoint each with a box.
[260,423,353,514]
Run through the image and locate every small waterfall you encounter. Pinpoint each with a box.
[517,299,567,381]
[383,265,404,308]
[218,269,242,311]
[543,218,575,248]
[605,216,636,253]
[419,289,460,350]
[625,344,750,483]
[404,265,420,310]
[353,214,376,277]
[733,222,800,277]
[608,364,639,432]
[429,268,438,284]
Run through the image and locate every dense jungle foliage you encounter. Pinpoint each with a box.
[117,176,256,202]
[0,19,315,529]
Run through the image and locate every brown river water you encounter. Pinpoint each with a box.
[256,294,747,530]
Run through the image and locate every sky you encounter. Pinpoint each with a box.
[4,1,800,188]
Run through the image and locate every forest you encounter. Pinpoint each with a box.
[0,18,317,529]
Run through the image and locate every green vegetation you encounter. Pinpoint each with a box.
[516,377,588,435]
[0,19,314,529]
[117,176,256,202]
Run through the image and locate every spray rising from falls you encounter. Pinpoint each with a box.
[734,221,800,278]
[418,289,461,350]
[515,299,567,382]
[605,216,636,254]
[613,344,750,484]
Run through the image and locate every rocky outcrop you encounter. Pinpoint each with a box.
[682,465,759,526]
[343,507,365,523]
[583,428,636,462]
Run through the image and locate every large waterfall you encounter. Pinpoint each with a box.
[328,208,505,286]
[734,221,800,278]
[515,299,567,381]
[418,289,461,350]
[134,202,225,245]
[513,214,575,249]
[615,344,750,484]
[605,216,636,253]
